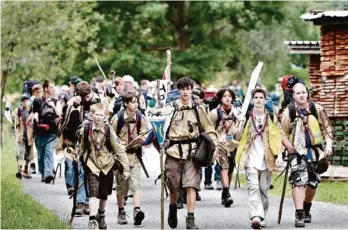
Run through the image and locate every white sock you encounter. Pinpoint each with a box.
[89,197,99,217]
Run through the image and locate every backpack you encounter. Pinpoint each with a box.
[246,99,275,123]
[38,99,58,132]
[215,107,237,129]
[166,101,215,166]
[83,121,112,154]
[115,110,142,136]
[288,101,318,123]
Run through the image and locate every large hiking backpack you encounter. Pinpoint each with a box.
[38,99,58,132]
[288,101,318,123]
[166,101,215,167]
[215,107,237,129]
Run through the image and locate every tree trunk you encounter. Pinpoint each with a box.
[0,71,8,147]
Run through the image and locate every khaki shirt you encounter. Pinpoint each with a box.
[166,99,218,159]
[209,106,241,153]
[281,102,333,161]
[110,110,149,167]
[78,122,129,176]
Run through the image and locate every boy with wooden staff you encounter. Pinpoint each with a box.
[280,82,334,228]
[77,103,129,230]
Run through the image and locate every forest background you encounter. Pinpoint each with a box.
[2,1,348,95]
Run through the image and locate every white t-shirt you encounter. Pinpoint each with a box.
[246,114,267,170]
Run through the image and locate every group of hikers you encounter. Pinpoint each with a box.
[12,72,334,229]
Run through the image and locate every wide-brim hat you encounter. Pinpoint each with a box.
[251,88,267,98]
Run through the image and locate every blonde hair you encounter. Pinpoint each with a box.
[90,103,105,114]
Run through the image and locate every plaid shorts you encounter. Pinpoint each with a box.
[289,154,320,189]
[86,167,114,200]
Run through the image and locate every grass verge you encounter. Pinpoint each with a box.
[1,125,70,229]
[233,170,348,205]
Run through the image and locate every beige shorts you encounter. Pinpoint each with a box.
[165,155,202,193]
[116,163,141,196]
[216,148,230,170]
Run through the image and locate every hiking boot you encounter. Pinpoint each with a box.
[83,203,90,215]
[216,180,222,190]
[75,203,84,217]
[133,209,145,226]
[88,219,98,230]
[186,216,198,229]
[117,210,128,225]
[303,202,312,223]
[16,172,22,179]
[251,217,261,229]
[196,192,201,201]
[221,190,233,208]
[205,183,214,190]
[168,204,178,228]
[44,175,53,184]
[30,163,36,174]
[295,210,305,227]
[96,213,107,229]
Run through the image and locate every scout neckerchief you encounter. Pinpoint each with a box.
[221,107,233,138]
[89,121,106,159]
[251,109,267,140]
[125,113,138,143]
[296,103,313,160]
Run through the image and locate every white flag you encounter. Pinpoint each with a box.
[4,98,13,124]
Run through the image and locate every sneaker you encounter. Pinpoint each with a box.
[117,210,128,225]
[44,175,53,184]
[216,180,222,190]
[96,213,107,229]
[133,209,145,226]
[303,202,312,223]
[84,203,90,215]
[186,216,198,229]
[204,183,214,190]
[295,210,305,227]
[41,177,45,182]
[251,217,261,229]
[88,219,98,230]
[75,203,84,217]
[260,220,266,228]
[168,204,178,228]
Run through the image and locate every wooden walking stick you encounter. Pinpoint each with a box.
[278,152,291,224]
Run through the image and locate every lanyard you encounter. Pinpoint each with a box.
[251,109,267,140]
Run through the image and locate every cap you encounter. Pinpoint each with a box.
[123,75,135,84]
[21,94,30,101]
[70,76,83,85]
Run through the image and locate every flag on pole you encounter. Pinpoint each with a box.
[4,97,13,124]
[149,117,167,145]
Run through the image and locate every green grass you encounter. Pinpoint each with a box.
[233,171,348,205]
[1,125,70,229]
